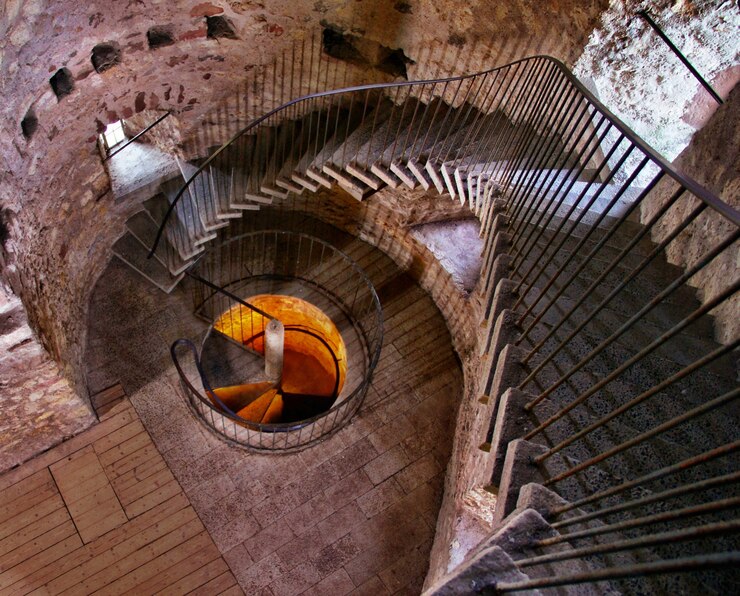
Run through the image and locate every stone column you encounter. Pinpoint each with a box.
[264,318,284,382]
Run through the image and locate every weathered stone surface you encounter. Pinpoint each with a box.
[575,0,739,161]
[424,544,537,596]
[0,286,94,474]
[640,83,739,344]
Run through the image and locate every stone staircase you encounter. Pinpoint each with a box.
[109,55,739,593]
[112,86,581,293]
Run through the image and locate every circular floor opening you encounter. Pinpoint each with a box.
[174,231,383,452]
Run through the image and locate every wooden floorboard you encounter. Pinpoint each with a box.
[0,391,241,595]
[188,570,238,596]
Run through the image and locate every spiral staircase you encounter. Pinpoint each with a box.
[111,54,739,593]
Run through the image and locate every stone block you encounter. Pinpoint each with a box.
[488,388,538,486]
[493,439,549,526]
[423,545,537,595]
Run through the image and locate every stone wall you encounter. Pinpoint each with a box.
[574,0,739,161]
[0,283,95,474]
[0,0,610,414]
[640,82,739,344]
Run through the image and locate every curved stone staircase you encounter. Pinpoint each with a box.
[111,55,739,593]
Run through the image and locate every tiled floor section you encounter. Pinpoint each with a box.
[84,234,464,595]
[0,395,239,594]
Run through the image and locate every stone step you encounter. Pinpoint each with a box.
[112,233,184,293]
[143,188,209,261]
[124,210,192,276]
[177,158,229,233]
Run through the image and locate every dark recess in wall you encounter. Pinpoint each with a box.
[49,68,74,100]
[147,26,175,49]
[321,26,413,79]
[206,16,238,40]
[322,28,363,62]
[21,108,39,140]
[0,209,10,248]
[91,42,122,73]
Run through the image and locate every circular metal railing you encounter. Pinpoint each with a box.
[172,231,383,452]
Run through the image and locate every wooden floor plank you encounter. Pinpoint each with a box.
[162,557,230,596]
[67,516,203,594]
[0,478,57,527]
[0,493,65,544]
[51,449,127,544]
[104,444,161,480]
[124,478,182,518]
[0,532,82,592]
[116,467,175,506]
[117,532,217,595]
[0,506,68,557]
[0,405,135,493]
[20,494,190,595]
[98,398,130,421]
[50,450,104,494]
[91,384,126,410]
[111,457,167,495]
[73,494,128,543]
[187,570,239,596]
[219,584,245,595]
[98,432,151,468]
[93,420,146,456]
[0,519,76,575]
[0,469,53,515]
[0,397,235,596]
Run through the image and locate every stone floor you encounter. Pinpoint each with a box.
[84,234,465,595]
[105,140,179,202]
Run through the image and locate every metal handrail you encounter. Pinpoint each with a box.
[148,55,738,258]
[104,110,172,161]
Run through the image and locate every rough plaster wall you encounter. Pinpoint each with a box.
[575,0,739,161]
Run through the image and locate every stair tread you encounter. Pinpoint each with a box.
[112,233,184,293]
[125,210,192,275]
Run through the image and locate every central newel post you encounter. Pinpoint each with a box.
[264,318,285,382]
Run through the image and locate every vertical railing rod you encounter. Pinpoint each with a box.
[553,469,740,530]
[538,338,740,460]
[486,60,552,191]
[518,201,717,395]
[522,520,740,568]
[522,170,668,354]
[524,276,740,429]
[540,385,739,482]
[512,148,644,326]
[492,58,556,189]
[505,76,582,229]
[504,110,608,262]
[511,130,623,289]
[553,441,740,516]
[497,67,566,190]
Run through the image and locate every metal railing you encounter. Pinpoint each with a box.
[103,110,172,161]
[146,52,738,589]
[173,231,383,452]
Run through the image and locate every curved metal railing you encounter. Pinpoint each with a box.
[174,231,383,452]
[148,55,738,263]
[150,51,738,590]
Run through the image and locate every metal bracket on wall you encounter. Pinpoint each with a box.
[636,9,723,105]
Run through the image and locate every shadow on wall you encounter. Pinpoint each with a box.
[178,1,604,165]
